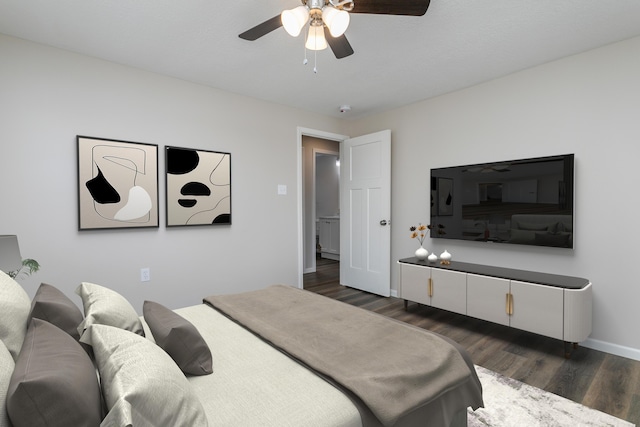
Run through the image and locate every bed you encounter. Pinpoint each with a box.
[0,270,483,427]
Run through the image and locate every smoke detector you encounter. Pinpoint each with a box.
[339,105,351,113]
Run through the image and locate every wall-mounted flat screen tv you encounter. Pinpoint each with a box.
[430,154,574,248]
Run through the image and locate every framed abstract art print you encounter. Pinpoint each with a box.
[165,146,231,227]
[77,136,159,230]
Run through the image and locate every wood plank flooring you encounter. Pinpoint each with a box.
[304,258,640,425]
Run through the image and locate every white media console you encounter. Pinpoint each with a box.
[398,258,592,357]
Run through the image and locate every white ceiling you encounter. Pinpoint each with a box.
[1,0,639,119]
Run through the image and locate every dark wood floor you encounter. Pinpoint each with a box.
[304,258,640,425]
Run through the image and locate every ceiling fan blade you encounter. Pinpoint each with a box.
[325,27,354,59]
[239,15,283,41]
[351,0,430,16]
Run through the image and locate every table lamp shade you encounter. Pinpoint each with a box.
[0,235,23,273]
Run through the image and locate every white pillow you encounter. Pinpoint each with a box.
[75,282,144,338]
[0,270,31,361]
[81,324,208,427]
[0,340,14,427]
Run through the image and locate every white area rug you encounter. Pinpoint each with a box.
[468,365,635,427]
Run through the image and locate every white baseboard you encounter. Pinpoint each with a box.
[390,289,398,298]
[582,338,640,362]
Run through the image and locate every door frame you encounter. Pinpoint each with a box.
[297,127,348,289]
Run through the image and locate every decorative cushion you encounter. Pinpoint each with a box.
[0,270,31,361]
[0,340,14,427]
[29,282,84,340]
[6,319,102,427]
[143,301,213,376]
[75,282,144,338]
[82,324,208,427]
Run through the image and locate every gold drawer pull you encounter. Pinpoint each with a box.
[428,278,433,297]
[506,293,514,315]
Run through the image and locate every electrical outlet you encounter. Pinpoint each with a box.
[140,268,150,282]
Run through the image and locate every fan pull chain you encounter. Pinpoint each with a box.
[301,24,318,74]
[314,48,318,74]
[303,31,308,65]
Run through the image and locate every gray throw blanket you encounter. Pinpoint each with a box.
[204,285,476,427]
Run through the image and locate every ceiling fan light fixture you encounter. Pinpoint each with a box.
[305,23,328,51]
[281,5,310,37]
[322,6,350,37]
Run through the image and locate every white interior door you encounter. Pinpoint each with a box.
[340,130,391,297]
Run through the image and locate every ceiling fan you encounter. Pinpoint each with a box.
[239,0,431,59]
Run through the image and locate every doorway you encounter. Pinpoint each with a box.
[315,150,340,261]
[302,137,340,274]
[297,128,347,288]
[296,127,392,297]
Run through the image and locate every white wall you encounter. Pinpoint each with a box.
[3,31,640,360]
[347,36,640,359]
[0,34,346,311]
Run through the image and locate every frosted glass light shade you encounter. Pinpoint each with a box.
[305,24,328,50]
[322,7,350,37]
[281,6,310,37]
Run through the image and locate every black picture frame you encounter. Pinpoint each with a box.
[165,146,231,227]
[77,135,159,230]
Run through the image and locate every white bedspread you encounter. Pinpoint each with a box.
[173,304,362,427]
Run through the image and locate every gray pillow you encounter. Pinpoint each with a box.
[0,340,14,427]
[82,324,208,427]
[6,319,102,427]
[75,282,144,338]
[143,301,213,375]
[0,270,31,361]
[29,283,84,340]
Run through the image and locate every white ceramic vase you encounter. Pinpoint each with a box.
[415,246,428,260]
[440,249,452,263]
[428,252,438,262]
